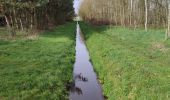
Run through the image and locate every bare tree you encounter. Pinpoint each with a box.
[145,0,148,31]
[79,0,168,32]
[130,0,133,26]
[166,0,170,39]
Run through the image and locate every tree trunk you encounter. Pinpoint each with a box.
[19,18,24,31]
[130,0,133,26]
[5,15,15,37]
[145,0,148,31]
[13,8,19,29]
[166,1,170,39]
[4,15,10,29]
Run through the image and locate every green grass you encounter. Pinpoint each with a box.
[80,22,170,100]
[0,22,76,100]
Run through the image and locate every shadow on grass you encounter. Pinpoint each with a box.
[41,22,76,40]
[79,22,108,41]
[0,22,77,45]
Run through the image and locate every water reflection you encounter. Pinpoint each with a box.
[67,73,88,95]
[70,85,83,95]
[74,73,88,82]
[69,23,104,100]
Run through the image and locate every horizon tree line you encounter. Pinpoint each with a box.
[79,0,170,39]
[0,0,74,36]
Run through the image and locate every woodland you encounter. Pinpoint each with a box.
[79,0,170,39]
[0,0,73,36]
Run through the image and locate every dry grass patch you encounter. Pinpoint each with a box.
[151,42,169,53]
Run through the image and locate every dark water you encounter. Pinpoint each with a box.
[69,23,104,100]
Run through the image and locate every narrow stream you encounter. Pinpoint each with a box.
[69,23,104,100]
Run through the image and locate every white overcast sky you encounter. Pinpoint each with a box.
[73,0,83,15]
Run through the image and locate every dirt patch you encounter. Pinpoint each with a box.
[151,42,169,53]
[26,34,39,40]
[0,34,39,40]
[0,30,40,40]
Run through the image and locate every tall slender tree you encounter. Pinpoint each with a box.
[79,0,168,30]
[145,0,148,31]
[166,0,170,39]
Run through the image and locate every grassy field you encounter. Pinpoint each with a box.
[0,22,76,99]
[80,22,170,100]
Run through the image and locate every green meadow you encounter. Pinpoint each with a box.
[80,22,170,100]
[0,22,76,99]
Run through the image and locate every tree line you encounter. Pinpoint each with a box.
[0,0,73,36]
[79,0,170,39]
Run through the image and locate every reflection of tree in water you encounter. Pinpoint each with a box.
[70,85,83,95]
[74,73,88,82]
[67,73,88,95]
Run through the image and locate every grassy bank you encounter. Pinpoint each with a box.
[0,22,76,99]
[80,22,170,100]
